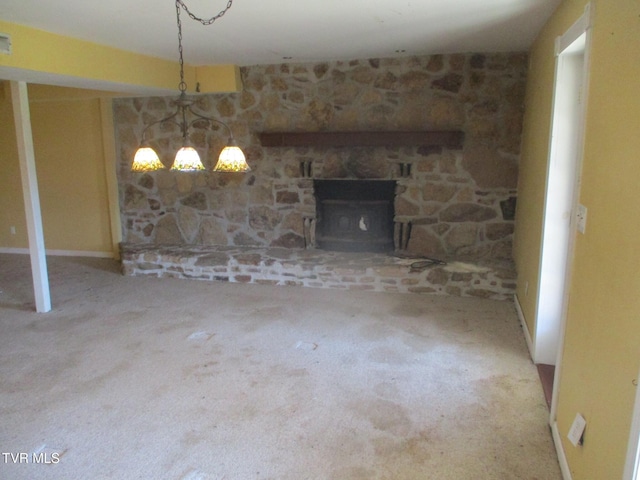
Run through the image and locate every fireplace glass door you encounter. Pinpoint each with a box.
[314,180,396,253]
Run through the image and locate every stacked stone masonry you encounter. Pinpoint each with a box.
[114,52,527,299]
[114,52,526,259]
[121,244,517,301]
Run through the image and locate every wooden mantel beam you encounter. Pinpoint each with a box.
[258,130,464,148]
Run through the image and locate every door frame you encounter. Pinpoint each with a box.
[547,1,592,422]
[535,34,586,366]
[537,4,593,479]
[624,365,640,479]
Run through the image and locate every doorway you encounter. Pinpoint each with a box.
[535,33,586,367]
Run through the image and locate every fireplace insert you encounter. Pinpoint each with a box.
[314,180,396,253]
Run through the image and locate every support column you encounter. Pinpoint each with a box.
[10,81,51,313]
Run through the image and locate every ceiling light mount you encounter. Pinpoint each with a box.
[132,0,250,173]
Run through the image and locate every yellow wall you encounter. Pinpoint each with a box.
[0,20,179,93]
[0,20,241,94]
[0,82,28,248]
[0,82,118,255]
[513,0,640,478]
[0,19,243,253]
[195,65,243,93]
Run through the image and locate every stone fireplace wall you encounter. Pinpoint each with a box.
[113,52,527,261]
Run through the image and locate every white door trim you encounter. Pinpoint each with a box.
[548,1,593,423]
[624,368,640,479]
[536,4,593,479]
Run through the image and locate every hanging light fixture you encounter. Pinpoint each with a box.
[131,0,250,173]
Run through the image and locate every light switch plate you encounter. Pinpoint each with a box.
[568,413,587,446]
[0,34,11,55]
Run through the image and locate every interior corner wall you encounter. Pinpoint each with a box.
[0,82,117,256]
[513,0,640,478]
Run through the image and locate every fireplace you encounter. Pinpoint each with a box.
[314,180,396,253]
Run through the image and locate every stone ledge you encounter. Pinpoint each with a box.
[120,244,516,301]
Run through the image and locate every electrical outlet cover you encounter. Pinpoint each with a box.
[576,204,587,234]
[568,413,587,446]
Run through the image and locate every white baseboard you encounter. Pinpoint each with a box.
[0,247,114,258]
[514,294,535,362]
[552,420,572,480]
[516,296,570,478]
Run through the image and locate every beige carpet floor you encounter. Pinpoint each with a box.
[0,254,561,480]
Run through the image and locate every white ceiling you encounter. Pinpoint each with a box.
[1,0,560,67]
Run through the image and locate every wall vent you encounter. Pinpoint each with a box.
[0,33,11,55]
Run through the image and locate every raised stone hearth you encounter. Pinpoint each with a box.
[120,244,516,301]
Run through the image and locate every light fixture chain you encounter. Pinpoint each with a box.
[175,1,187,93]
[175,0,234,93]
[176,0,234,26]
